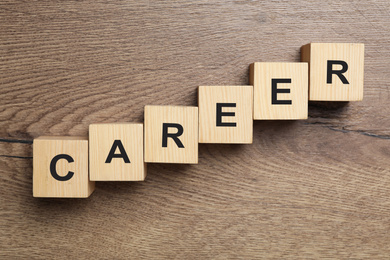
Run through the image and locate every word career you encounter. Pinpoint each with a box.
[33,43,365,198]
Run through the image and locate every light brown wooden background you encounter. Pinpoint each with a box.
[1,1,390,259]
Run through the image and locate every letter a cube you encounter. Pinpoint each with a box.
[89,123,146,181]
[301,43,364,101]
[144,105,198,164]
[198,86,253,143]
[250,62,308,120]
[33,136,95,198]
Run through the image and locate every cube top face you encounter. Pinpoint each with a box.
[89,123,146,181]
[198,85,253,144]
[301,43,364,101]
[144,105,198,164]
[33,136,95,198]
[250,62,308,120]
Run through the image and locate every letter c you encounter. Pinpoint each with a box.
[50,154,74,181]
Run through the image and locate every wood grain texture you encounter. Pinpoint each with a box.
[198,85,253,143]
[1,0,390,258]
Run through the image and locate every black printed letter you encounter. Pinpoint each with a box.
[216,103,236,127]
[272,78,292,105]
[105,140,130,163]
[162,123,184,148]
[50,154,74,181]
[327,60,349,84]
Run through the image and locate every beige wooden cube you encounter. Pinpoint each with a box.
[89,123,146,181]
[144,105,198,164]
[250,62,308,120]
[301,43,364,101]
[33,136,95,198]
[198,85,253,144]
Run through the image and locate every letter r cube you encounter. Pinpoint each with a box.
[301,43,364,101]
[144,105,198,164]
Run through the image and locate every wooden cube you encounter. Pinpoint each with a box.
[198,85,253,143]
[301,43,364,101]
[89,123,146,181]
[144,105,198,164]
[33,136,95,198]
[250,62,308,120]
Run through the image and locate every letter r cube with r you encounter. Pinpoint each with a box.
[301,43,364,101]
[144,105,198,164]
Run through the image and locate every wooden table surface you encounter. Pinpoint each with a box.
[1,1,390,259]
